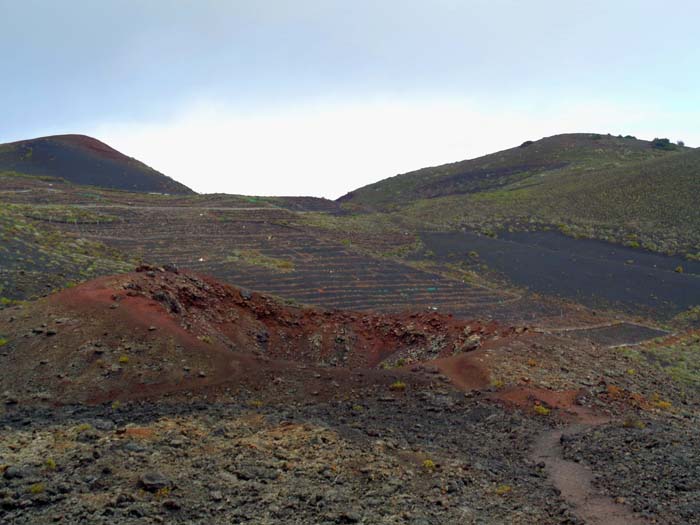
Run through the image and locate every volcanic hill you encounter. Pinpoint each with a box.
[0,135,193,194]
[0,265,505,405]
[338,133,699,258]
[339,133,689,208]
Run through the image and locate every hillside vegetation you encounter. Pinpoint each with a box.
[339,134,682,208]
[340,133,698,257]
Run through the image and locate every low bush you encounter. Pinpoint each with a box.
[495,484,512,495]
[651,137,677,151]
[28,483,45,494]
[533,404,551,416]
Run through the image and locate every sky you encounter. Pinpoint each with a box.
[1,0,699,198]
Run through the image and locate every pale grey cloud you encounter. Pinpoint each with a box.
[1,0,698,195]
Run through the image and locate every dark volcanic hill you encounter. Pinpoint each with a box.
[0,134,194,194]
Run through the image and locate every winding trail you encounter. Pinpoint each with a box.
[531,421,650,525]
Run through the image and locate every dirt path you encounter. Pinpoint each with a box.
[531,423,649,525]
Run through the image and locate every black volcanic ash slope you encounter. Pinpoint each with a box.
[0,134,194,194]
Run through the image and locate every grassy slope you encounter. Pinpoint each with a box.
[0,204,134,303]
[339,133,677,209]
[340,133,698,256]
[532,147,700,235]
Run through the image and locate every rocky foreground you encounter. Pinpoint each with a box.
[1,380,698,525]
[1,268,698,524]
[0,391,583,525]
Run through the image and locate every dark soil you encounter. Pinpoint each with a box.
[557,323,668,348]
[421,231,700,318]
[0,135,193,194]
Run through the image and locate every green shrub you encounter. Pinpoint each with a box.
[533,404,551,416]
[495,484,512,495]
[28,483,45,494]
[651,137,677,150]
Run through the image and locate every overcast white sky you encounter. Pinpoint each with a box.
[1,1,698,198]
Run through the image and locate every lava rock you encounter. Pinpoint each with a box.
[138,471,172,492]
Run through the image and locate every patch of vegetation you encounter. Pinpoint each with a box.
[495,484,513,496]
[674,306,700,326]
[155,487,171,499]
[16,204,119,224]
[622,416,646,429]
[389,380,407,391]
[533,404,551,416]
[226,249,295,272]
[622,335,700,386]
[652,399,672,410]
[650,137,677,151]
[28,483,45,495]
[75,423,92,433]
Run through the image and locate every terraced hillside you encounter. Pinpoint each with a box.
[0,135,193,194]
[0,153,683,344]
[53,205,530,320]
[0,204,133,302]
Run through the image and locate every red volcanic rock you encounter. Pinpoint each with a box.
[0,268,517,405]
